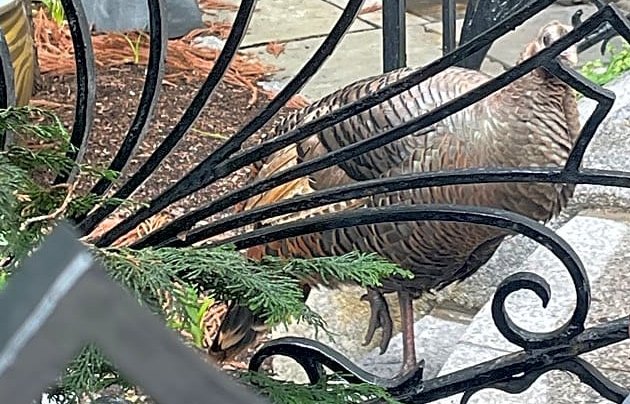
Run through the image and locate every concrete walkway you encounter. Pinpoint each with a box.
[202,0,622,100]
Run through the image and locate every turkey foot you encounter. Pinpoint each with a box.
[360,288,393,354]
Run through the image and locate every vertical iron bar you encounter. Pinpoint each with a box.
[54,0,96,185]
[442,0,457,54]
[0,28,16,150]
[86,0,167,199]
[383,0,407,72]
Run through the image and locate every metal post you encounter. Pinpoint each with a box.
[382,0,407,72]
[442,0,457,54]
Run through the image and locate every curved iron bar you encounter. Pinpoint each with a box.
[0,27,15,150]
[152,168,630,248]
[425,317,630,402]
[490,270,587,349]
[224,204,591,351]
[54,0,96,184]
[580,24,619,55]
[78,0,364,236]
[76,0,259,234]
[548,62,617,172]
[127,5,620,249]
[248,337,425,391]
[574,0,630,56]
[86,0,167,198]
[250,316,630,402]
[242,206,622,401]
[199,0,365,176]
[90,0,561,247]
[460,357,629,404]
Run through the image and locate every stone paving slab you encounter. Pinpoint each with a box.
[573,73,630,212]
[433,214,630,403]
[325,0,432,26]
[453,215,627,353]
[202,1,627,100]
[356,314,470,379]
[248,26,443,99]
[203,0,374,48]
[578,227,630,375]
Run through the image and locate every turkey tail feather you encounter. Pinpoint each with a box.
[210,301,266,359]
[211,285,312,358]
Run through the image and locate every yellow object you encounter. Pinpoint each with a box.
[0,0,34,106]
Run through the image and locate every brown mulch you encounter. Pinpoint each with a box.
[33,7,310,109]
[32,63,295,237]
[198,0,240,10]
[30,3,312,239]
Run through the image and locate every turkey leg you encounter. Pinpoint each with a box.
[398,291,417,375]
[360,288,393,354]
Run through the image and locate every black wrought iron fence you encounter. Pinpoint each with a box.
[0,0,630,402]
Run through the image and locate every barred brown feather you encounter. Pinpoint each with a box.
[211,21,581,359]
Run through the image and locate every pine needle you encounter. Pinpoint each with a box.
[241,371,403,404]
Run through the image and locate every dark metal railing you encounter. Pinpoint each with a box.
[383,0,408,71]
[0,0,629,402]
[0,223,267,404]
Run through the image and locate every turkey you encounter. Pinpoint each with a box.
[211,21,581,376]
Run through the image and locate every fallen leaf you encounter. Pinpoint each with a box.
[266,41,286,57]
[359,3,383,14]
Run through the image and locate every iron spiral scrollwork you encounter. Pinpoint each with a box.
[0,0,630,402]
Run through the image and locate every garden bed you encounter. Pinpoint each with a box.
[31,63,284,218]
[29,5,297,401]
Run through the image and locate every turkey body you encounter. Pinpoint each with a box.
[245,64,578,295]
[212,21,581,372]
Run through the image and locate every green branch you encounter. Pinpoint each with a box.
[100,245,412,329]
[241,371,403,404]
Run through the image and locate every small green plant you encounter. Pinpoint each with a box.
[581,43,630,86]
[0,270,7,291]
[168,285,215,349]
[122,33,146,65]
[41,0,65,26]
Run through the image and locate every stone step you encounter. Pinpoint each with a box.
[356,310,471,380]
[432,213,630,403]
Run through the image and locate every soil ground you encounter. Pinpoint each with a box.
[31,63,292,220]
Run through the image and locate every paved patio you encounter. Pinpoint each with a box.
[202,0,624,99]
